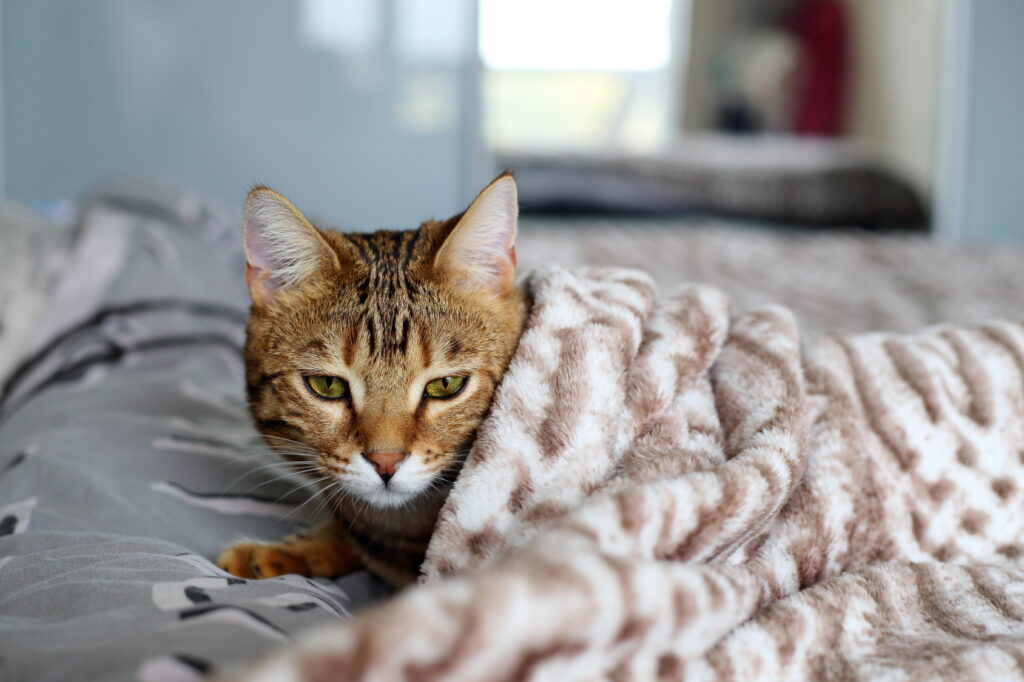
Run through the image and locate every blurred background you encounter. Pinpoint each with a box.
[0,0,1022,240]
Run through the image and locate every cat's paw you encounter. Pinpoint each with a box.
[216,525,361,580]
[216,542,312,579]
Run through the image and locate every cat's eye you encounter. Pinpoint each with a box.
[424,376,466,399]
[304,375,349,400]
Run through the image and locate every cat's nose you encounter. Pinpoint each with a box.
[363,450,408,483]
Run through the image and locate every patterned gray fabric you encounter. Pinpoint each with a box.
[0,181,390,682]
[0,202,73,383]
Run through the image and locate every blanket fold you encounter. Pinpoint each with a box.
[236,267,1024,682]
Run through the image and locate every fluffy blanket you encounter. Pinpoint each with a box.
[234,266,1024,681]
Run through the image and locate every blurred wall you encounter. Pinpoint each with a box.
[938,0,1024,244]
[678,0,740,133]
[840,0,943,200]
[0,0,483,230]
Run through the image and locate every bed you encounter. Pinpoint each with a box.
[1,179,1021,681]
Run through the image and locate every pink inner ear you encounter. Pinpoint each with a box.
[243,211,294,301]
[243,250,278,304]
[244,214,275,272]
[482,237,515,284]
[244,205,314,293]
[245,263,274,292]
[444,224,516,292]
[441,175,519,292]
[245,263,278,307]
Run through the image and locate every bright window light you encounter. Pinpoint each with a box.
[479,0,672,71]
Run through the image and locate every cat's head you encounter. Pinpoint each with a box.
[242,174,526,510]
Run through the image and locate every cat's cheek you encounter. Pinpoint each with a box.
[417,419,476,457]
[343,456,386,494]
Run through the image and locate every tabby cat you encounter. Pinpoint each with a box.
[216,174,527,586]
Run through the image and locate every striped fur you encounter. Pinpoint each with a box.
[226,266,1024,681]
[220,177,527,586]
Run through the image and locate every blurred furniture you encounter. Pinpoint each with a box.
[504,134,927,229]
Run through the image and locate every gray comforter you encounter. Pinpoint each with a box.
[0,181,389,682]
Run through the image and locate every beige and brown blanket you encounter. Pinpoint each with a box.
[235,266,1024,681]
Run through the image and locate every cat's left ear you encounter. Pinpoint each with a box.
[435,172,518,294]
[243,187,339,307]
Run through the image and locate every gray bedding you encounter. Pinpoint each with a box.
[2,179,1023,681]
[0,181,390,682]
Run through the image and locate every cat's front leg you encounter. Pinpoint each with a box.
[216,517,361,579]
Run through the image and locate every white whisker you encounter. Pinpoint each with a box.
[231,466,323,500]
[222,461,319,493]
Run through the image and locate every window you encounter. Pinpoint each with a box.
[479,0,678,152]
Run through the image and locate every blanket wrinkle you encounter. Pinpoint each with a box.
[228,267,1024,682]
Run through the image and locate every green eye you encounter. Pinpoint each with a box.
[304,375,349,400]
[424,376,466,399]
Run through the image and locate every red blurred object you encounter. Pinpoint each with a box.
[789,0,848,136]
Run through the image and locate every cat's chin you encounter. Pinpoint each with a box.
[362,487,421,509]
[342,474,433,510]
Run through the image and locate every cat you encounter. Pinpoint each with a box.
[216,174,527,586]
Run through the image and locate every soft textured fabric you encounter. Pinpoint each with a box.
[234,266,1024,681]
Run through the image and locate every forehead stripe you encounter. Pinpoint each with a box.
[403,230,418,263]
[399,316,411,355]
[365,316,377,356]
[302,339,329,357]
[446,339,462,361]
[347,235,372,262]
[418,320,433,363]
[361,235,382,260]
[343,325,358,365]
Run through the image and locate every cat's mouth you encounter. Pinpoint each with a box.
[333,451,441,509]
[293,447,461,511]
[343,476,434,510]
[367,485,422,509]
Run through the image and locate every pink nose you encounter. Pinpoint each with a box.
[363,450,408,481]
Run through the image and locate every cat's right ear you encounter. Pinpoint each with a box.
[434,173,519,295]
[243,187,339,307]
